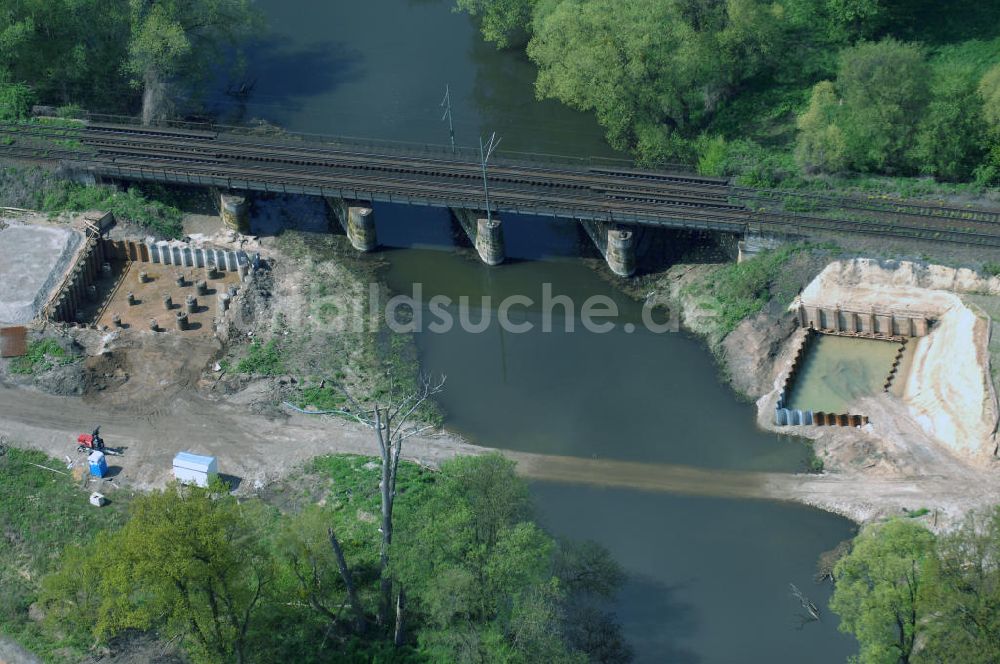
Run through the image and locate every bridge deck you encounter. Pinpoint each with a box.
[2,119,1000,247]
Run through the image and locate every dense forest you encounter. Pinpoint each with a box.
[456,0,1000,188]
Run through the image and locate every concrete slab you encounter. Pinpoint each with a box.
[0,224,82,325]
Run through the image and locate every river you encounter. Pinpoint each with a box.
[225,1,858,661]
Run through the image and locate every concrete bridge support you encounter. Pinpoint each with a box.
[325,198,378,252]
[580,220,636,277]
[220,193,250,234]
[452,208,505,266]
[737,233,785,263]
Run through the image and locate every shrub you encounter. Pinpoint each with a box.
[236,339,284,376]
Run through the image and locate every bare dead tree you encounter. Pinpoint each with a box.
[328,527,367,634]
[331,372,446,637]
[790,583,821,629]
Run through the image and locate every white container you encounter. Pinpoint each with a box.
[172,452,218,488]
[89,492,106,507]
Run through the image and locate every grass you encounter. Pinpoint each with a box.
[40,184,183,239]
[0,166,184,239]
[8,340,76,375]
[295,386,347,411]
[236,339,285,376]
[685,243,809,337]
[0,447,130,661]
[306,454,436,514]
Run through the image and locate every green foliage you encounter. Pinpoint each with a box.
[0,0,261,118]
[25,453,625,663]
[456,0,538,48]
[694,244,806,335]
[7,339,75,375]
[831,519,936,664]
[0,71,33,122]
[296,385,347,411]
[913,62,987,180]
[37,182,184,238]
[796,81,848,174]
[395,454,586,664]
[461,0,1000,186]
[981,63,1000,132]
[831,510,1000,664]
[0,448,128,659]
[42,483,276,664]
[983,262,1000,277]
[919,509,1000,663]
[831,39,930,173]
[236,339,285,376]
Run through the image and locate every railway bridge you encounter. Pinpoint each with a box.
[3,116,1000,276]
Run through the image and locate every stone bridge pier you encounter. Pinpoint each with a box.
[580,220,636,277]
[452,208,505,266]
[325,198,378,252]
[220,192,251,234]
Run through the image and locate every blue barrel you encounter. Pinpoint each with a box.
[88,451,108,478]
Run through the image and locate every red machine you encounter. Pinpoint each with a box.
[76,427,121,456]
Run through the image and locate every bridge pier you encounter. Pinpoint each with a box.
[452,208,505,266]
[220,193,250,233]
[737,233,785,263]
[325,198,378,252]
[580,220,636,277]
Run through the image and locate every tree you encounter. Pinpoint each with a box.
[526,0,788,161]
[455,0,538,48]
[829,519,935,664]
[976,64,1000,185]
[0,0,130,109]
[333,372,446,641]
[395,454,597,664]
[277,505,368,635]
[0,70,34,122]
[920,508,1000,663]
[980,63,1000,133]
[913,63,987,180]
[795,80,849,173]
[834,38,930,173]
[125,0,261,124]
[41,484,274,664]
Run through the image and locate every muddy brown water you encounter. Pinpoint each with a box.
[225,1,859,661]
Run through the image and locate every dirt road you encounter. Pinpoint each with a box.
[2,384,998,525]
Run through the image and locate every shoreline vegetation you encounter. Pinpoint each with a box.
[0,446,631,664]
[455,0,1000,199]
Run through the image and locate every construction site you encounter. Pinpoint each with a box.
[1,198,999,527]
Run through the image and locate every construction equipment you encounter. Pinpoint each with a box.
[76,427,122,456]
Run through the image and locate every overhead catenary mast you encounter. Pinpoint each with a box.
[479,131,502,223]
[441,84,456,154]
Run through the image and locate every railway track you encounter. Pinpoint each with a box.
[1,119,999,247]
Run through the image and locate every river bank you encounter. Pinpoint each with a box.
[628,247,1000,528]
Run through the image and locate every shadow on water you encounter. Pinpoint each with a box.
[618,575,701,664]
[217,37,365,124]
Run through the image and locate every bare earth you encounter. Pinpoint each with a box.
[3,375,998,531]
